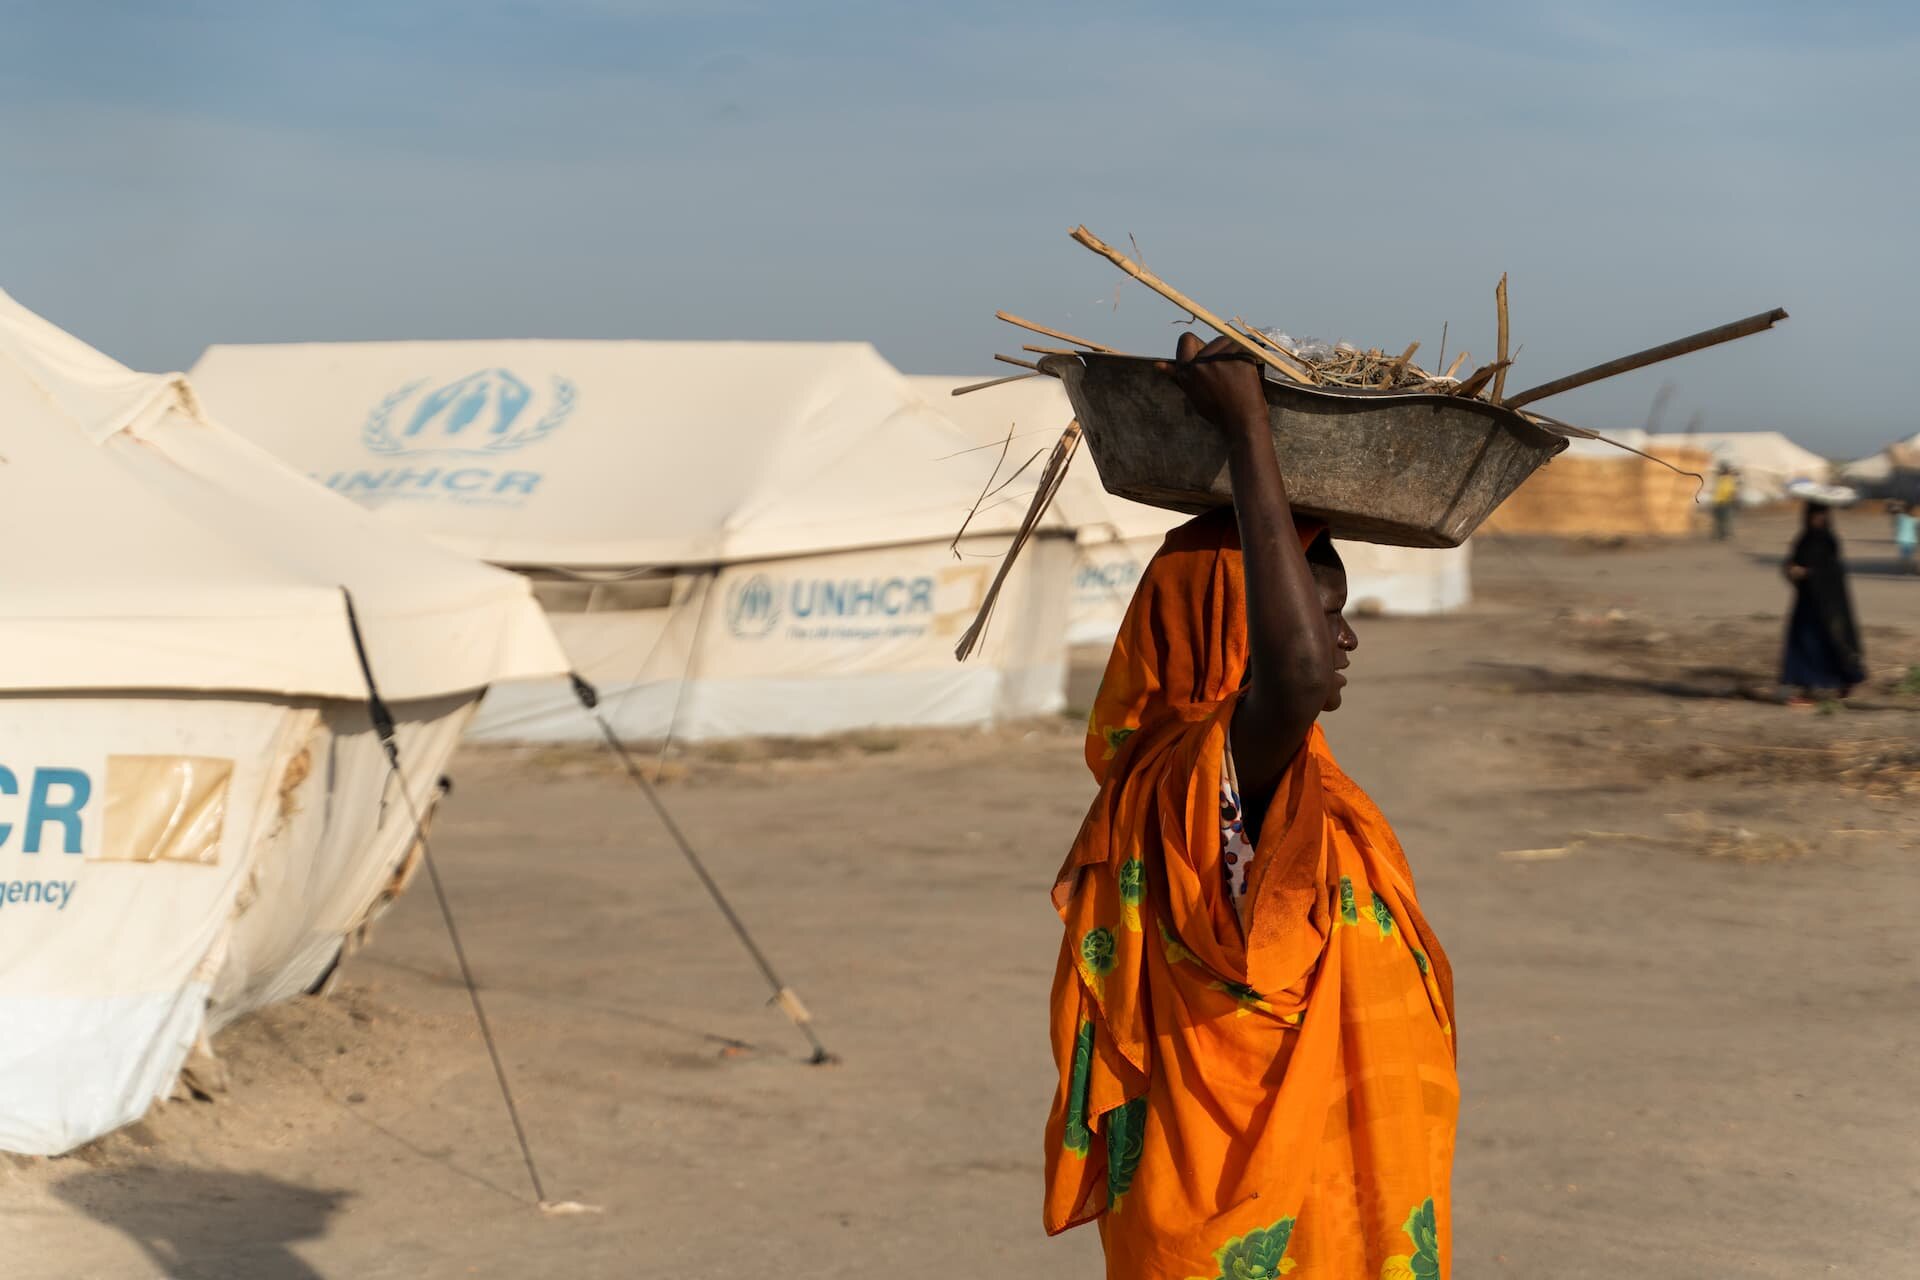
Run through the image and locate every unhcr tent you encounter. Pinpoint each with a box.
[0,291,566,1154]
[911,374,1472,630]
[1646,430,1827,506]
[190,341,1074,743]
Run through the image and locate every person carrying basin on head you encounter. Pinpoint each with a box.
[1045,333,1457,1279]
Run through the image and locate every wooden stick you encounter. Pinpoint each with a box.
[955,422,1082,661]
[995,353,1043,372]
[1504,307,1789,410]
[1444,351,1469,379]
[1493,274,1511,403]
[1021,343,1079,357]
[994,310,1116,353]
[949,372,1041,397]
[1452,360,1512,399]
[1390,341,1420,372]
[1068,226,1315,384]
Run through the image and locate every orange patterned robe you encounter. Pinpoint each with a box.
[1045,509,1458,1279]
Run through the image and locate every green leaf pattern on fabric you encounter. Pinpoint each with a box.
[1371,891,1396,939]
[1338,876,1359,926]
[1118,858,1145,905]
[1063,1020,1094,1156]
[1404,1197,1440,1280]
[1380,1197,1440,1280]
[1103,1096,1148,1207]
[1192,1216,1297,1279]
[1081,926,1117,976]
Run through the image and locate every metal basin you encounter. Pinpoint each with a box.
[1045,352,1571,548]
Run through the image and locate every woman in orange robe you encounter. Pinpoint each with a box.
[1045,335,1458,1279]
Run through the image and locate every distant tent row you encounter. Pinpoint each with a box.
[191,342,1076,743]
[0,291,565,1154]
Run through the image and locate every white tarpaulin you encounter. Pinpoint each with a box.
[910,374,1471,633]
[190,341,1073,741]
[0,290,567,1154]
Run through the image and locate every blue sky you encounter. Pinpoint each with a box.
[3,0,1915,454]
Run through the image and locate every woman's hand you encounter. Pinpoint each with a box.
[1161,332,1269,438]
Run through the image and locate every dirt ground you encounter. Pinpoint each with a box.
[7,507,1918,1279]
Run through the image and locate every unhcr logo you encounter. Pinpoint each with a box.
[363,369,576,458]
[726,575,781,638]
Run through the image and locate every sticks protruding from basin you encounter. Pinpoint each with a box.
[1493,274,1511,404]
[1067,226,1317,386]
[1503,308,1789,409]
[949,372,1041,397]
[995,310,1116,354]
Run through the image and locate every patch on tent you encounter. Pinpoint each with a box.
[934,566,989,638]
[99,755,232,865]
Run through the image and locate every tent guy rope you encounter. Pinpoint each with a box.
[340,588,598,1217]
[568,673,838,1066]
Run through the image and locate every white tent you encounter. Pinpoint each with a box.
[190,341,1073,743]
[1839,436,1920,491]
[1839,451,1894,486]
[0,290,567,1155]
[910,374,1471,631]
[1647,430,1828,505]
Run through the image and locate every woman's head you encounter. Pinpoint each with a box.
[1305,532,1359,711]
[1805,502,1832,530]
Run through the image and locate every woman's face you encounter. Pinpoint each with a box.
[1313,563,1359,712]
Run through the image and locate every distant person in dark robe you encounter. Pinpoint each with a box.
[1779,503,1865,705]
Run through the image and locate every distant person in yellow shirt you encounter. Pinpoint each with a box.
[1711,464,1740,541]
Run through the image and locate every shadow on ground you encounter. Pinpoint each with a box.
[1470,660,1774,701]
[1742,549,1920,579]
[51,1166,348,1280]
